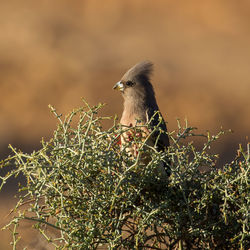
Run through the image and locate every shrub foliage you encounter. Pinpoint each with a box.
[1,101,249,249]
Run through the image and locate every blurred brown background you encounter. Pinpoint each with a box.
[0,0,249,248]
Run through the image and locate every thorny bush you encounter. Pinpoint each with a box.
[0,101,249,249]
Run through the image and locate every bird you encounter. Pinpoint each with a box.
[113,61,170,178]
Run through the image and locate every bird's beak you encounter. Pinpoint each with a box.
[113,81,124,92]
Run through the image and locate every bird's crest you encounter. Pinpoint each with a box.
[122,61,153,81]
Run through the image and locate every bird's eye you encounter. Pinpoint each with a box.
[125,81,135,87]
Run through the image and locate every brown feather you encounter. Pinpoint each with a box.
[115,61,171,178]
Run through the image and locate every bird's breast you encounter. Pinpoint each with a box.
[120,109,147,126]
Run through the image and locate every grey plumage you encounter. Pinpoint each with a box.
[114,61,170,176]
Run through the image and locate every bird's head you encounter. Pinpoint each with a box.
[113,61,156,101]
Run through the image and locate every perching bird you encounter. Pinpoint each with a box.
[113,61,170,178]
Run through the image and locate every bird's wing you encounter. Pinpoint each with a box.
[146,108,170,151]
[146,108,171,177]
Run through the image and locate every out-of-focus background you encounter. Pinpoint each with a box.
[0,0,249,248]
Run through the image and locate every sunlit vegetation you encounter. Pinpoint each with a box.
[1,101,249,249]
